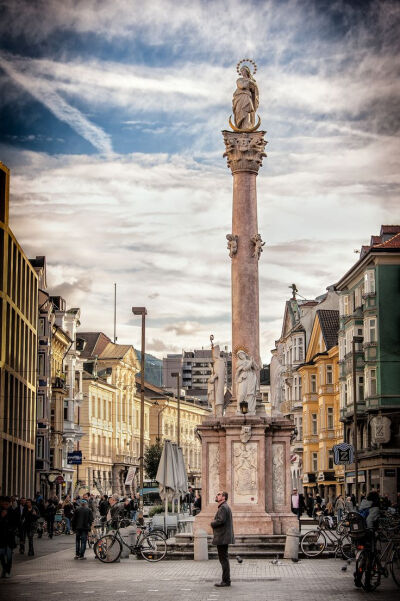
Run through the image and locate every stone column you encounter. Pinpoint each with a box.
[222,130,267,408]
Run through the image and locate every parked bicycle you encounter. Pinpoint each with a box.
[348,511,400,591]
[94,521,167,563]
[301,516,355,559]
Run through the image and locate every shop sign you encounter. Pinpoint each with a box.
[67,451,82,465]
[125,466,137,486]
[370,416,391,444]
[384,469,396,477]
[333,443,354,465]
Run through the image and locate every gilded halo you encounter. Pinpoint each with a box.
[236,58,257,76]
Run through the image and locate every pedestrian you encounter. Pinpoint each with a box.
[45,499,56,539]
[211,491,235,588]
[0,496,18,578]
[17,497,26,553]
[193,492,202,515]
[290,488,304,522]
[71,499,93,559]
[107,494,125,529]
[20,499,38,556]
[184,486,195,515]
[62,496,74,535]
[128,494,138,522]
[306,492,314,517]
[345,496,354,513]
[334,494,345,524]
[350,493,356,508]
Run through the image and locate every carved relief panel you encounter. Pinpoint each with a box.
[272,443,285,507]
[208,443,220,505]
[233,441,258,504]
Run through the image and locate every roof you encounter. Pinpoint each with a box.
[316,310,339,350]
[374,232,400,249]
[78,332,111,358]
[99,342,133,360]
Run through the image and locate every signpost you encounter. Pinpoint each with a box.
[67,450,82,465]
[333,443,354,465]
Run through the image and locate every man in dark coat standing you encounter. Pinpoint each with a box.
[211,491,235,587]
[71,499,93,559]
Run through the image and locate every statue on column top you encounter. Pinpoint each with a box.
[230,59,261,132]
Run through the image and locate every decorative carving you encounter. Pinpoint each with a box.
[251,233,265,259]
[235,350,259,415]
[272,443,285,507]
[240,425,252,444]
[208,443,220,504]
[370,416,391,444]
[226,234,238,258]
[233,441,258,503]
[222,130,267,174]
[208,345,226,417]
[231,60,259,131]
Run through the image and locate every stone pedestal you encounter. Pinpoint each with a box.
[194,414,298,536]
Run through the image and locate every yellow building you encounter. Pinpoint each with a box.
[147,381,210,487]
[49,324,71,495]
[0,162,38,497]
[299,310,344,499]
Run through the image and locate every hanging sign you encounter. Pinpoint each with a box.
[333,443,354,465]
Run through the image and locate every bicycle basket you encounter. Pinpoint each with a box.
[347,511,367,540]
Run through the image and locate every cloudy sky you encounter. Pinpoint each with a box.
[1,0,399,363]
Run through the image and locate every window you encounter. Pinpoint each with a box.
[366,318,377,343]
[357,376,364,402]
[312,452,318,472]
[298,416,303,439]
[367,369,377,396]
[354,287,362,309]
[311,413,317,435]
[364,270,375,294]
[37,394,44,419]
[328,450,334,470]
[38,317,45,337]
[326,365,333,384]
[340,295,350,316]
[310,374,317,393]
[38,352,45,376]
[293,336,304,361]
[327,407,334,429]
[36,436,44,459]
[63,400,68,421]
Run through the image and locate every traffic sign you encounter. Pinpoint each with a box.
[55,475,64,484]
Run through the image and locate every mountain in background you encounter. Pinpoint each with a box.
[135,350,162,387]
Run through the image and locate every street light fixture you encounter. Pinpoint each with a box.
[352,335,364,506]
[171,372,181,447]
[132,306,147,516]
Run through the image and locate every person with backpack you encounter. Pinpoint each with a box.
[359,490,381,529]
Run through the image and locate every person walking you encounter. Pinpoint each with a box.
[20,499,38,556]
[62,496,74,535]
[334,494,345,525]
[45,499,56,539]
[0,496,18,579]
[71,499,93,560]
[211,491,235,588]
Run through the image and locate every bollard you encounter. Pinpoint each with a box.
[283,526,299,560]
[194,529,208,561]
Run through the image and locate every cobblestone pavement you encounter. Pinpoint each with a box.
[1,539,399,601]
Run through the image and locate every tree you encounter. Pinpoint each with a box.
[144,440,163,480]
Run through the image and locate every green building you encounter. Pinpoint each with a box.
[336,225,400,502]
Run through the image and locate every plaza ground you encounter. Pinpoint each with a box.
[1,534,399,601]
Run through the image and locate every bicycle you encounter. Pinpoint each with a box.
[301,516,355,559]
[348,510,400,591]
[94,522,167,563]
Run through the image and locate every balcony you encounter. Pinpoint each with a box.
[52,376,67,392]
[114,454,138,465]
[303,393,318,404]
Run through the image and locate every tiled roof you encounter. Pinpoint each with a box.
[374,232,400,249]
[317,310,339,350]
[79,332,112,358]
[380,225,400,234]
[99,342,133,360]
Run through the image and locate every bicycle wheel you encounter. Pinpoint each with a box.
[340,535,356,560]
[390,548,400,588]
[139,532,167,562]
[300,530,326,557]
[94,535,122,563]
[356,550,381,591]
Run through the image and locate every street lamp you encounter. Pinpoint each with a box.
[132,306,147,516]
[239,399,248,424]
[171,372,181,447]
[352,335,364,506]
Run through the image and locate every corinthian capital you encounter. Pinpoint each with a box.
[222,130,267,174]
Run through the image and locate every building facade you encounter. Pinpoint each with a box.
[0,162,38,497]
[336,225,400,502]
[270,287,339,491]
[299,310,344,499]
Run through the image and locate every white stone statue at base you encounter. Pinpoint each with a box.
[208,345,226,417]
[236,350,258,415]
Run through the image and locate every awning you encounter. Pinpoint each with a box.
[138,487,159,494]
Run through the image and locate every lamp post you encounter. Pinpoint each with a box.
[132,306,147,516]
[171,372,181,447]
[352,335,364,506]
[239,399,248,424]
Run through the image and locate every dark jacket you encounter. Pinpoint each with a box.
[71,505,93,532]
[99,499,109,517]
[211,501,235,546]
[110,502,125,529]
[0,508,18,548]
[21,506,39,530]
